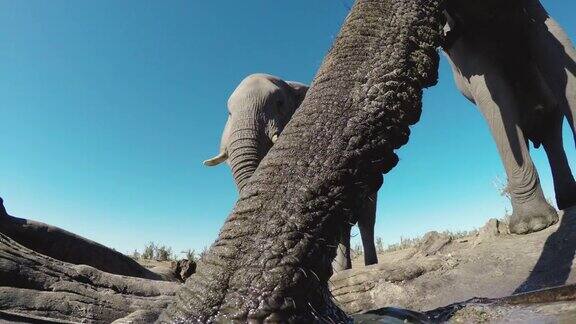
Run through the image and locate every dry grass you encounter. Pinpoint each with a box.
[382,229,479,253]
[131,242,174,261]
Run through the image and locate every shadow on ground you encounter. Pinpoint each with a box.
[514,207,576,293]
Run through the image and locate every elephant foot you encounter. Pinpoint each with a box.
[509,198,559,235]
[363,252,378,266]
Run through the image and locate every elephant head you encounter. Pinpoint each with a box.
[203,74,308,191]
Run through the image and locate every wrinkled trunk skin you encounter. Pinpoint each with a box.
[227,115,265,192]
[160,0,443,322]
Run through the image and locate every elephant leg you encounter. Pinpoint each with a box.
[542,120,576,210]
[543,17,576,147]
[469,73,558,234]
[527,11,576,147]
[359,193,378,266]
[332,223,352,272]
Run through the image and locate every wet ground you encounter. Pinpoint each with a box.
[352,284,576,323]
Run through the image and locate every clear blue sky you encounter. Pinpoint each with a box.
[0,1,574,256]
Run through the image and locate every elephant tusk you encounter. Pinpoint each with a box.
[271,134,279,144]
[203,151,228,166]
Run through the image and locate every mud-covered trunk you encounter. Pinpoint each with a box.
[160,0,443,322]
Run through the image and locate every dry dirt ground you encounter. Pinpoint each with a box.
[332,207,576,322]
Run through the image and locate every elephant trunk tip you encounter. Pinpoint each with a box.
[203,151,228,167]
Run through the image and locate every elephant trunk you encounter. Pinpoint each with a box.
[227,116,264,192]
[160,0,443,322]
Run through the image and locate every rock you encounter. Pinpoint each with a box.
[479,218,501,238]
[475,218,509,246]
[0,232,179,323]
[418,231,452,256]
[174,259,196,281]
[330,255,444,313]
[150,264,180,282]
[0,198,161,280]
[148,259,196,283]
[498,220,509,235]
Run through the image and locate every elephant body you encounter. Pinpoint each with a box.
[443,0,576,234]
[205,73,378,271]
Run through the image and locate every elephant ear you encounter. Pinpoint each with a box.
[286,81,309,105]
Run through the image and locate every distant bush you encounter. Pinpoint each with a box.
[155,245,173,261]
[197,246,207,260]
[142,242,156,260]
[492,175,511,201]
[131,250,141,260]
[376,237,385,254]
[181,249,197,262]
[351,243,363,259]
[385,236,424,252]
[493,175,513,224]
[134,242,174,261]
[383,229,479,253]
[444,229,478,240]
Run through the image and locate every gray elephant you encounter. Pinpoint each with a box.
[204,73,378,270]
[443,0,576,234]
[203,73,308,190]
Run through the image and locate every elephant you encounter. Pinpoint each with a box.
[203,73,309,191]
[204,73,379,271]
[442,0,576,234]
[159,0,573,322]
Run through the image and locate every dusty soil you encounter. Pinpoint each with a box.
[332,207,576,322]
[136,259,196,283]
[136,258,172,269]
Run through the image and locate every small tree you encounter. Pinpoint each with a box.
[131,250,141,260]
[492,175,511,200]
[142,242,156,260]
[199,246,208,261]
[376,237,384,254]
[181,249,197,262]
[155,245,173,261]
[493,175,513,224]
